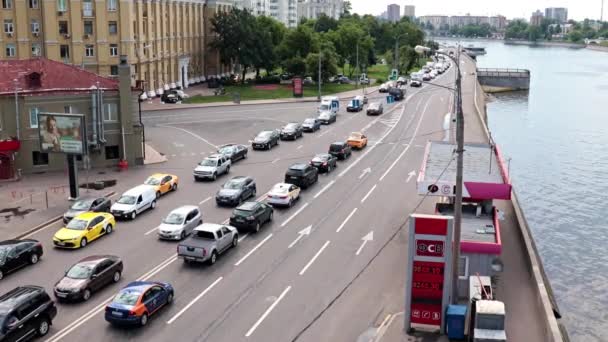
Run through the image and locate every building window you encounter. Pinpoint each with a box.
[85,45,94,57]
[29,0,39,9]
[2,0,12,9]
[105,145,119,160]
[4,19,14,34]
[109,44,118,56]
[31,43,41,56]
[64,106,72,113]
[84,21,93,35]
[458,256,469,280]
[82,0,93,16]
[110,65,118,76]
[60,45,69,59]
[107,0,116,11]
[29,107,40,128]
[59,21,68,35]
[5,44,15,57]
[108,21,117,34]
[32,151,49,166]
[103,103,118,121]
[31,20,40,34]
[57,0,66,12]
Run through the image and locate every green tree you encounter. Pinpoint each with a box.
[505,20,529,39]
[277,25,318,62]
[527,26,541,41]
[251,16,286,77]
[306,51,338,82]
[314,14,339,32]
[568,31,583,42]
[341,0,352,17]
[284,56,307,76]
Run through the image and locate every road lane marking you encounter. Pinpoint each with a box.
[238,233,249,243]
[356,231,374,255]
[157,124,218,149]
[144,105,312,119]
[271,158,280,164]
[336,208,358,233]
[199,196,212,205]
[167,277,223,324]
[299,240,331,276]
[297,145,303,149]
[360,184,377,203]
[287,225,312,249]
[234,234,273,266]
[313,180,335,199]
[280,202,309,227]
[144,226,159,235]
[138,254,179,281]
[245,286,292,337]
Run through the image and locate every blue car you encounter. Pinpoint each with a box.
[302,118,322,132]
[105,281,174,326]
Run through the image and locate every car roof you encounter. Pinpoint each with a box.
[289,163,308,170]
[169,205,199,215]
[227,176,249,182]
[148,173,171,179]
[0,286,46,311]
[194,223,223,232]
[236,201,261,211]
[75,255,118,266]
[218,143,240,149]
[72,212,104,220]
[331,141,346,146]
[123,184,156,196]
[0,239,34,246]
[121,281,158,293]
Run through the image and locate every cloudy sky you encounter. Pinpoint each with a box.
[350,0,606,21]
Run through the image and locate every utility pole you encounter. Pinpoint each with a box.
[317,52,322,101]
[356,43,359,87]
[14,79,20,140]
[394,40,399,73]
[602,0,604,22]
[452,43,464,305]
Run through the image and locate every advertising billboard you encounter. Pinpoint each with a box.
[38,113,85,155]
[293,77,303,98]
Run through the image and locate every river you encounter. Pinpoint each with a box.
[445,39,608,341]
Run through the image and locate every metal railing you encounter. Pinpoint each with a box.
[477,68,530,78]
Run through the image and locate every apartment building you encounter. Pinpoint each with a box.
[403,5,415,18]
[418,14,506,30]
[0,0,231,98]
[387,4,400,23]
[297,0,343,20]
[545,7,568,23]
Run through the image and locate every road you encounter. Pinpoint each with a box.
[1,66,456,342]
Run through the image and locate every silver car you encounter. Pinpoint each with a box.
[157,205,202,240]
[177,223,239,265]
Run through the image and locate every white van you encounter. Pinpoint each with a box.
[318,96,340,114]
[111,184,157,220]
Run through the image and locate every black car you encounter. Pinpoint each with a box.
[302,118,321,132]
[217,144,248,162]
[310,154,338,173]
[388,87,405,101]
[161,90,181,104]
[54,255,123,302]
[284,163,319,189]
[0,239,43,280]
[252,130,280,150]
[329,142,352,160]
[280,123,304,140]
[63,196,111,223]
[230,201,273,233]
[0,286,57,341]
[215,176,257,206]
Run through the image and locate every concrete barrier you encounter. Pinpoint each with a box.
[477,68,530,93]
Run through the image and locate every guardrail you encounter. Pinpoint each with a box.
[477,68,530,78]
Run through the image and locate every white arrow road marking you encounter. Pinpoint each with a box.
[336,208,358,233]
[167,277,223,324]
[406,170,417,183]
[144,226,159,235]
[356,231,374,255]
[245,286,292,337]
[297,145,303,149]
[299,240,331,275]
[288,225,312,249]
[358,167,371,179]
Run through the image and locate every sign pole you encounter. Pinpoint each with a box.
[67,154,79,200]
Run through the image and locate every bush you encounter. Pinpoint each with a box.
[254,75,281,84]
[375,77,385,84]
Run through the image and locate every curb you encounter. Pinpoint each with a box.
[15,191,116,240]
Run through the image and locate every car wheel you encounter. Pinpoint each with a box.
[209,251,218,265]
[172,183,178,191]
[212,173,217,181]
[131,211,137,220]
[156,191,161,199]
[180,231,186,240]
[327,165,332,173]
[140,313,149,326]
[194,177,200,182]
[151,200,157,209]
[29,253,39,264]
[0,270,3,280]
[226,166,230,174]
[82,289,91,301]
[113,271,121,283]
[288,198,293,207]
[254,222,260,233]
[243,153,248,159]
[37,317,50,337]
[268,211,273,222]
[105,224,113,234]
[80,238,88,248]
[252,189,257,199]
[167,292,174,304]
[232,236,238,248]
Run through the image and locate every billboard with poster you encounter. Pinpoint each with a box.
[38,113,85,155]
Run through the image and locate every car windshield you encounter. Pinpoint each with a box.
[66,219,88,230]
[70,199,94,210]
[117,195,136,205]
[330,144,344,151]
[113,290,141,306]
[284,124,298,130]
[319,113,330,118]
[271,184,289,194]
[312,155,326,162]
[223,180,244,190]
[199,159,218,167]
[163,213,185,225]
[66,264,94,279]
[0,247,9,264]
[194,230,216,239]
[350,133,363,139]
[303,119,315,124]
[218,146,235,154]
[319,104,330,110]
[257,132,272,139]
[144,177,161,186]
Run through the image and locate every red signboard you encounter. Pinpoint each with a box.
[415,239,445,257]
[412,261,444,299]
[411,302,442,326]
[293,77,303,98]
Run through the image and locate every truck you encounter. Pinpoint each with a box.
[177,223,239,265]
[472,300,507,342]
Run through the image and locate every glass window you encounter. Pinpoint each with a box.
[31,20,40,34]
[105,145,119,160]
[2,0,12,9]
[31,44,41,56]
[110,65,118,76]
[5,44,15,57]
[84,21,93,35]
[85,45,94,57]
[4,19,14,34]
[32,151,48,166]
[57,0,66,12]
[107,0,116,11]
[103,103,118,121]
[29,107,39,128]
[60,45,69,59]
[458,256,468,279]
[29,0,39,9]
[58,21,68,34]
[82,0,93,16]
[108,21,117,34]
[109,44,118,56]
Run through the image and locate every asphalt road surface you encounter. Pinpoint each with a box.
[2,66,457,342]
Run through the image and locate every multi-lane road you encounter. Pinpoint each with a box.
[2,64,458,342]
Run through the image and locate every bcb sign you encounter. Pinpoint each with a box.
[416,239,445,257]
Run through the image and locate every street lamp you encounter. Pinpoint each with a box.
[415,44,463,305]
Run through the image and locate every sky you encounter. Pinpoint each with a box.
[350,0,607,21]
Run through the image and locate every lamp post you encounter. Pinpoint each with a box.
[415,44,463,305]
[13,79,20,140]
[317,51,322,101]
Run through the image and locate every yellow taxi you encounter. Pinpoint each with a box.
[347,132,368,149]
[144,173,179,198]
[53,212,116,249]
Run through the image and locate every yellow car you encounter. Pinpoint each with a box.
[144,173,179,198]
[53,212,116,249]
[347,132,368,149]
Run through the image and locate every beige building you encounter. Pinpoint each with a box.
[0,0,232,99]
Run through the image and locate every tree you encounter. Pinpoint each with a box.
[505,20,529,39]
[277,25,318,62]
[314,14,339,32]
[568,31,583,42]
[527,26,541,41]
[306,51,338,82]
[341,1,352,17]
[253,16,286,76]
[284,56,307,76]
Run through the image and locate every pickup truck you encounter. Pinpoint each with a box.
[177,223,239,265]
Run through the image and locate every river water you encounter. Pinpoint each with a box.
[453,40,608,341]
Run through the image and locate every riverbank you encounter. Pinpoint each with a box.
[504,40,585,49]
[586,44,608,53]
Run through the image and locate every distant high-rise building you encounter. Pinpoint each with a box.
[297,0,344,21]
[387,4,401,23]
[419,14,507,31]
[545,7,568,23]
[530,10,544,26]
[403,5,415,18]
[240,0,299,27]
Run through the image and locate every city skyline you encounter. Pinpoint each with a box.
[349,0,606,21]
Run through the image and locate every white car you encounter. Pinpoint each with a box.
[379,83,389,93]
[430,70,438,78]
[176,90,189,99]
[266,183,301,207]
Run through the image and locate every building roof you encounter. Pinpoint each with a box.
[0,58,118,96]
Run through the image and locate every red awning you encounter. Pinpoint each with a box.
[0,139,20,152]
